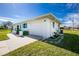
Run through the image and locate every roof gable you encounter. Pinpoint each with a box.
[13,13,60,25]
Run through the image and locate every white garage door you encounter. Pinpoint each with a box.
[29,22,43,36]
[28,19,50,39]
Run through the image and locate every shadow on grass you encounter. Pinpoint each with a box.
[41,33,79,54]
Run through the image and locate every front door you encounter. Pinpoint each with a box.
[16,25,19,34]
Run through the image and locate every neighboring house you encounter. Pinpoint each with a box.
[2,21,13,29]
[64,25,79,30]
[12,13,61,39]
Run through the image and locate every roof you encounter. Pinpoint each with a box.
[13,13,61,25]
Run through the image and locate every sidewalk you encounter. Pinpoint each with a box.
[0,34,37,56]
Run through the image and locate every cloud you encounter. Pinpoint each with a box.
[62,13,79,27]
[13,14,27,19]
[0,19,8,22]
[14,15,21,18]
[66,3,73,9]
[0,16,14,23]
[66,3,77,9]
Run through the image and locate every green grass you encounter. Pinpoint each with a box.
[59,30,79,54]
[64,30,79,42]
[0,29,11,41]
[5,30,79,56]
[4,41,79,56]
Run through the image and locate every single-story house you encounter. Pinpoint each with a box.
[12,13,61,39]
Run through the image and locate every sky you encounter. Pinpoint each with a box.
[0,3,79,26]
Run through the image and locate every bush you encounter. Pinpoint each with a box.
[60,27,64,29]
[53,32,60,38]
[23,31,29,36]
[16,29,19,34]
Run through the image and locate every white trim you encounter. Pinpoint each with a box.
[13,13,60,25]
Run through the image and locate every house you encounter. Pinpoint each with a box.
[64,25,79,30]
[2,21,13,29]
[12,13,61,39]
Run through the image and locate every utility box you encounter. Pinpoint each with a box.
[19,31,23,36]
[12,30,16,34]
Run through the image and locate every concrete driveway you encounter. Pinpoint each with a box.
[0,34,37,56]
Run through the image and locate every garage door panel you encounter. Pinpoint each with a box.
[29,23,43,36]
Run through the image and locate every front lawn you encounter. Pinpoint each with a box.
[0,29,11,41]
[5,41,79,56]
[58,30,79,54]
[5,30,79,56]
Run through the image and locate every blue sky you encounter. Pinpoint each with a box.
[0,3,79,26]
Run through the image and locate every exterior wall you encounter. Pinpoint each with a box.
[12,17,60,39]
[49,19,60,36]
[27,18,51,39]
[12,25,17,34]
[20,23,28,31]
[13,23,28,31]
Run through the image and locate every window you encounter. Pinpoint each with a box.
[23,23,27,28]
[52,22,55,28]
[44,20,46,22]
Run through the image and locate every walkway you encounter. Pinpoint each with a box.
[0,34,37,56]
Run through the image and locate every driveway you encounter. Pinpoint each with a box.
[0,34,37,56]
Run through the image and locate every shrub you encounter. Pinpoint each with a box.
[23,31,29,36]
[16,29,19,34]
[53,32,60,38]
[60,27,64,29]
